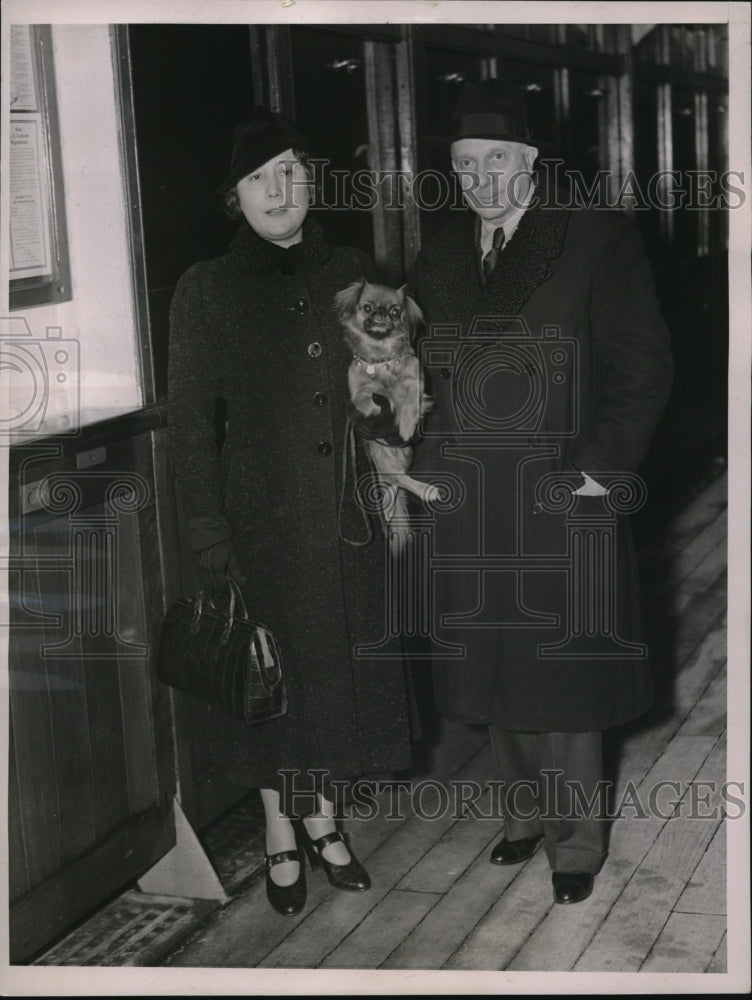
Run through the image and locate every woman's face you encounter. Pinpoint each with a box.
[235,148,310,247]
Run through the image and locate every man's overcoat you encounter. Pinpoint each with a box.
[412,189,673,732]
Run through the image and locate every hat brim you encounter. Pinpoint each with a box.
[427,133,555,154]
[217,134,307,193]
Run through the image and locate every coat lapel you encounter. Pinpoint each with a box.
[422,184,570,332]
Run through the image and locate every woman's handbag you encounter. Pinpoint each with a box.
[157,575,286,723]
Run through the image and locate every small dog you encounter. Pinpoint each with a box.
[334,279,439,553]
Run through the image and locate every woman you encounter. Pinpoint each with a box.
[168,108,415,916]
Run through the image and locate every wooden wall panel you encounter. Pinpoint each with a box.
[7,722,30,900]
[8,419,177,962]
[9,552,65,887]
[115,503,160,817]
[34,516,96,865]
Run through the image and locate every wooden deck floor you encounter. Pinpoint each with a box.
[162,465,729,974]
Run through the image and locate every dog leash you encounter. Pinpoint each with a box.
[338,417,375,547]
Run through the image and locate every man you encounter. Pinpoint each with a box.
[411,79,673,903]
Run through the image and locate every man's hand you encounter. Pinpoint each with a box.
[572,472,609,496]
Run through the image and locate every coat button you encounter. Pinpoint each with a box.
[440,367,451,380]
[307,342,323,358]
[280,259,295,277]
[318,441,332,455]
[295,297,308,314]
[313,391,328,406]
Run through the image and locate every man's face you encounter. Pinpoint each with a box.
[451,138,538,224]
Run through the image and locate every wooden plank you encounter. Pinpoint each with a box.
[347,734,495,863]
[678,661,726,737]
[668,540,728,614]
[614,620,726,791]
[398,797,500,894]
[322,889,441,968]
[647,501,725,584]
[647,569,726,654]
[574,738,725,972]
[706,931,727,973]
[382,830,538,970]
[670,578,727,664]
[675,821,726,916]
[166,872,331,968]
[648,506,726,595]
[443,847,555,970]
[640,912,725,972]
[662,470,727,542]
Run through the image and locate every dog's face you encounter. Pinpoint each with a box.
[334,280,423,343]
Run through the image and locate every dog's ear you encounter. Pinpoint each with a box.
[334,279,367,321]
[398,284,424,335]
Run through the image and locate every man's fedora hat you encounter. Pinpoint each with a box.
[218,107,308,193]
[438,78,535,146]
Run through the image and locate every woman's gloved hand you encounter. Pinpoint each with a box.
[197,539,247,595]
[349,393,407,446]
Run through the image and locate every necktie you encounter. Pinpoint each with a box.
[482,227,506,281]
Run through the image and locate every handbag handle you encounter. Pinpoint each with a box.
[220,574,249,644]
[191,574,249,640]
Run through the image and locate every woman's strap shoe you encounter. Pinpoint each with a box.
[264,848,306,915]
[304,829,371,892]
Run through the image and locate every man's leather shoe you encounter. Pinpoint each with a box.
[489,834,542,866]
[552,871,594,904]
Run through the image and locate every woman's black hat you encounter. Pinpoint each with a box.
[218,107,308,192]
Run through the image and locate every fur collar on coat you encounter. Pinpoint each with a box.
[419,180,570,331]
[226,216,334,274]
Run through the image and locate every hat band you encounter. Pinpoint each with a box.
[452,112,529,140]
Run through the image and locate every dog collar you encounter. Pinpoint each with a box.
[352,353,407,376]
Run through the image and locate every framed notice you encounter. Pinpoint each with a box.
[9,24,71,309]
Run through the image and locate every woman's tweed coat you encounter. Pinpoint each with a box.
[411,192,674,733]
[168,218,414,809]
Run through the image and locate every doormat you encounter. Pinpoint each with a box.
[33,890,216,967]
[32,794,267,967]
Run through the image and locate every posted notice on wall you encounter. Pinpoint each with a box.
[10,115,53,280]
[11,24,39,112]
